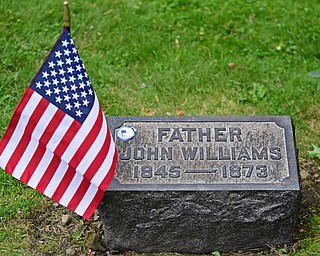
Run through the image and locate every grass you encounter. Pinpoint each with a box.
[0,0,320,255]
[292,214,320,256]
[0,222,29,255]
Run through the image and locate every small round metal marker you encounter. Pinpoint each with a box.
[116,126,136,141]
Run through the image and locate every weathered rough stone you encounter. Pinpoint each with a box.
[99,116,300,253]
[99,190,300,253]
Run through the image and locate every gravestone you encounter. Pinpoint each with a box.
[98,116,300,253]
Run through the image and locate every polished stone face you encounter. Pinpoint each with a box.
[113,120,290,185]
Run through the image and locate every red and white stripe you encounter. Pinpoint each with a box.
[0,88,117,219]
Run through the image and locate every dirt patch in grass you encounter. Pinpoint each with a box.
[21,158,320,256]
[299,158,320,213]
[24,200,106,256]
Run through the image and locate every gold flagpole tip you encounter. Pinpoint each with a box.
[64,1,71,28]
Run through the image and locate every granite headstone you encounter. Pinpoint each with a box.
[98,116,300,253]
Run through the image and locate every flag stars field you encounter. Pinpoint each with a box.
[29,33,95,124]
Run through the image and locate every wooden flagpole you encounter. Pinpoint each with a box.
[64,1,71,30]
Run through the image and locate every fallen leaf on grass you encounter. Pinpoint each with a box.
[61,214,71,226]
[177,111,185,116]
[300,169,310,180]
[140,107,157,116]
[140,83,146,89]
[228,62,237,69]
[309,144,320,159]
[275,43,282,51]
[175,38,180,48]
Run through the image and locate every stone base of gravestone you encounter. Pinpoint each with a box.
[99,190,300,253]
[99,116,300,253]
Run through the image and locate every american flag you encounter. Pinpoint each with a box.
[0,28,118,220]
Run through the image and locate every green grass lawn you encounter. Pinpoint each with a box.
[0,0,320,255]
